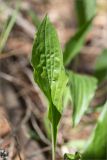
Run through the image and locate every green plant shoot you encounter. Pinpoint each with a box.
[31,15,68,160]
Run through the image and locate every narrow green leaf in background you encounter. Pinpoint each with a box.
[69,71,97,126]
[63,18,93,66]
[75,0,96,28]
[31,15,68,160]
[82,102,107,160]
[0,6,18,53]
[95,49,107,82]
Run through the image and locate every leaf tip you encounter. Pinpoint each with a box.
[43,14,50,23]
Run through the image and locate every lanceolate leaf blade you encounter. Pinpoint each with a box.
[63,17,93,66]
[82,102,107,160]
[31,15,68,151]
[69,72,97,126]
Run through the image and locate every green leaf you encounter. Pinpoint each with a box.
[75,0,96,28]
[64,153,75,160]
[82,102,107,160]
[69,71,97,126]
[31,15,68,158]
[63,18,93,66]
[95,49,107,82]
[64,152,81,160]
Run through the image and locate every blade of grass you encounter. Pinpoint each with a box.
[0,5,19,53]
